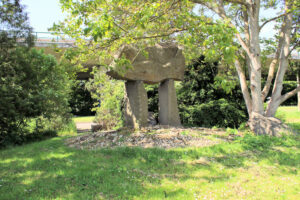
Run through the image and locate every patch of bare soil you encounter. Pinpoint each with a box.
[65,126,231,150]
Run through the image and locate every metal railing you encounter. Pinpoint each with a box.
[33,32,75,47]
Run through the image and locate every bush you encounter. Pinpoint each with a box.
[178,56,247,128]
[0,48,73,147]
[86,71,124,130]
[179,99,246,128]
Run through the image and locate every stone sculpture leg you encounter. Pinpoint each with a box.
[158,79,181,126]
[124,80,148,129]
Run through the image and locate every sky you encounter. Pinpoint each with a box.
[22,0,277,39]
[22,0,66,32]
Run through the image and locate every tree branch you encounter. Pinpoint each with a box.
[259,13,287,32]
[261,11,289,101]
[191,0,249,6]
[286,40,300,58]
[234,59,252,114]
[224,0,249,6]
[280,85,300,104]
[133,28,187,40]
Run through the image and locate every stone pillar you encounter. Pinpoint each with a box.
[158,79,181,126]
[124,80,148,129]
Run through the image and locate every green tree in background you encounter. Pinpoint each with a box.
[69,81,96,116]
[178,56,247,128]
[86,70,124,130]
[0,0,73,146]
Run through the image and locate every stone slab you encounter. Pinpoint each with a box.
[107,43,185,84]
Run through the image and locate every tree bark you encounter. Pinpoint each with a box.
[235,60,252,115]
[266,1,293,117]
[247,0,264,115]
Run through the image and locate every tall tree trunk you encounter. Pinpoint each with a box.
[248,0,264,116]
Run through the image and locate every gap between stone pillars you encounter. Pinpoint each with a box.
[124,80,148,129]
[158,79,181,126]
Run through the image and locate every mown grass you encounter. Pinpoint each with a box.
[73,116,95,123]
[276,106,300,132]
[0,107,299,200]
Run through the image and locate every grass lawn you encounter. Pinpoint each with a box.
[0,107,299,200]
[73,116,95,123]
[276,106,300,132]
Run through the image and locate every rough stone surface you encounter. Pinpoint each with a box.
[107,43,185,84]
[248,112,296,136]
[65,127,227,150]
[158,79,181,126]
[124,80,148,128]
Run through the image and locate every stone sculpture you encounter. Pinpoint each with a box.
[107,43,185,128]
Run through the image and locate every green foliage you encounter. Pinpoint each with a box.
[69,81,96,116]
[145,84,159,120]
[86,70,124,130]
[0,48,73,146]
[51,0,236,66]
[177,56,247,128]
[0,0,75,147]
[0,0,34,48]
[179,99,246,128]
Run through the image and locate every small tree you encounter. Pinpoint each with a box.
[0,0,73,146]
[86,70,124,130]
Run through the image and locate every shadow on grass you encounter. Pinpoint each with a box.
[0,134,299,199]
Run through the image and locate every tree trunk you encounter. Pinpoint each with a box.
[247,0,264,116]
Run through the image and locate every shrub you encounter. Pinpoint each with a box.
[0,48,73,147]
[179,99,246,128]
[86,71,124,130]
[0,0,75,147]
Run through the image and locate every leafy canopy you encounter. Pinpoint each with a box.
[53,0,237,66]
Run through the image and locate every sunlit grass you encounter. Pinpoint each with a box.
[73,116,95,123]
[276,106,300,132]
[0,107,299,199]
[1,133,299,199]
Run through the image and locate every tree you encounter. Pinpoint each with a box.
[85,70,124,130]
[0,0,73,146]
[53,0,299,134]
